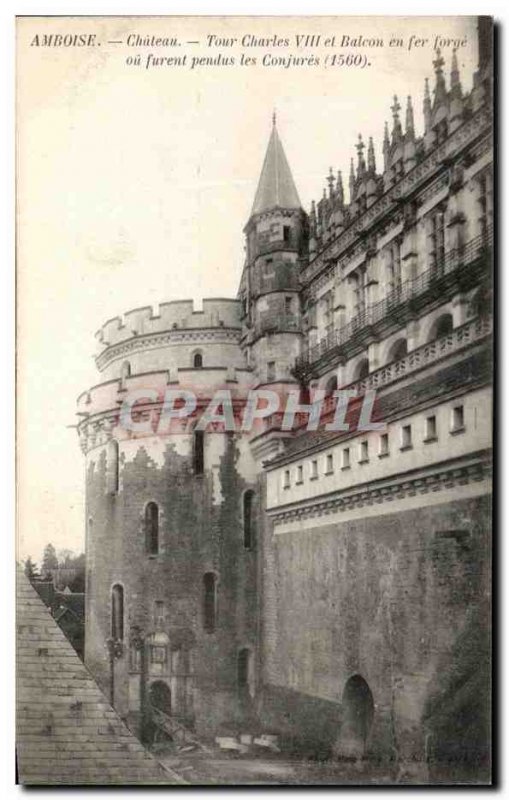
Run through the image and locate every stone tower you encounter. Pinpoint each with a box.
[239,116,307,391]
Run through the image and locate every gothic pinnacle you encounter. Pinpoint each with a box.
[349,157,355,200]
[327,167,335,198]
[391,95,403,143]
[356,134,366,177]
[405,95,415,137]
[423,77,432,129]
[433,48,447,105]
[336,170,344,204]
[450,47,462,97]
[367,136,376,172]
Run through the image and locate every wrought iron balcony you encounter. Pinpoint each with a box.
[297,226,493,370]
[258,314,492,435]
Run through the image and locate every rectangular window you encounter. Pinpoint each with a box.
[379,433,389,457]
[342,448,351,469]
[425,415,437,441]
[310,460,318,480]
[296,465,303,484]
[267,361,276,382]
[325,453,334,474]
[359,441,369,463]
[429,211,445,272]
[283,225,291,243]
[451,405,465,433]
[285,296,293,315]
[401,424,412,450]
[154,601,165,630]
[283,469,290,489]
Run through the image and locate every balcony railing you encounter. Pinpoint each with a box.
[298,226,493,369]
[258,313,492,435]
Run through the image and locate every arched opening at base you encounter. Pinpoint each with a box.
[149,680,172,716]
[337,674,374,759]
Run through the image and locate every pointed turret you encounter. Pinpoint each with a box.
[251,116,302,216]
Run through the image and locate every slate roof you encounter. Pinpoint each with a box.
[251,120,301,215]
[16,570,184,785]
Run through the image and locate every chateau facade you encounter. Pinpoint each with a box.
[77,24,492,774]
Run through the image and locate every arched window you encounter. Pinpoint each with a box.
[203,573,217,633]
[194,430,204,475]
[111,584,124,641]
[237,648,252,689]
[243,490,256,550]
[145,502,159,555]
[325,375,338,395]
[428,313,453,342]
[387,338,408,364]
[353,358,370,381]
[107,440,119,494]
[193,351,203,369]
[121,361,131,380]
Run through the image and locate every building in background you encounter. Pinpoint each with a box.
[76,20,492,778]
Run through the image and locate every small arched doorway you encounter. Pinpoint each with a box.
[149,680,172,716]
[338,675,374,759]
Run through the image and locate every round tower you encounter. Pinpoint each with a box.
[78,299,260,739]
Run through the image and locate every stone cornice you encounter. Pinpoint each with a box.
[96,326,242,371]
[268,451,492,525]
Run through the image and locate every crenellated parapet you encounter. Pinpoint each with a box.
[95,298,242,353]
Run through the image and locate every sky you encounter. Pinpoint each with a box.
[16,15,478,564]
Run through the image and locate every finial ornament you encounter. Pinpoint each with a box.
[272,109,277,127]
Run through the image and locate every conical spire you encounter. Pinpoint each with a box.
[367,136,376,172]
[433,48,447,106]
[405,95,415,138]
[423,77,432,129]
[450,48,462,98]
[251,116,301,216]
[349,158,356,201]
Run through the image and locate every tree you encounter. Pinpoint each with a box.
[41,543,58,578]
[24,556,39,581]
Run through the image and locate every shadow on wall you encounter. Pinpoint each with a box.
[422,596,491,782]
